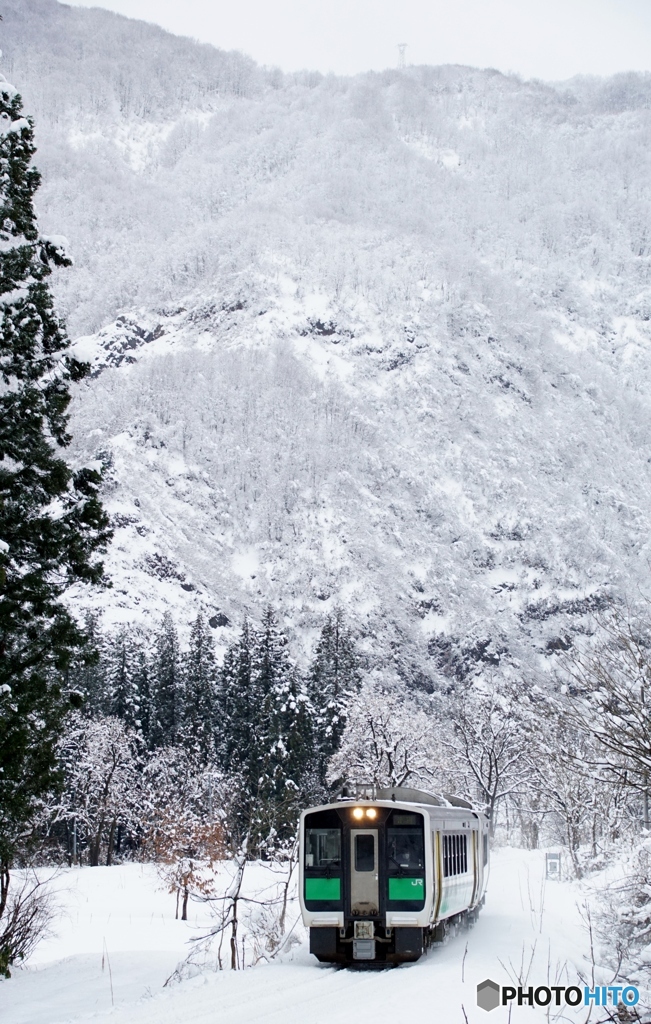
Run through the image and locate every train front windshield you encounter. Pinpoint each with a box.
[387,827,425,870]
[305,828,341,868]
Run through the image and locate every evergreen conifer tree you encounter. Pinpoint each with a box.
[308,609,360,784]
[182,614,217,763]
[67,612,107,717]
[0,76,110,890]
[249,608,315,851]
[131,637,152,744]
[150,612,183,747]
[105,626,142,732]
[218,618,254,774]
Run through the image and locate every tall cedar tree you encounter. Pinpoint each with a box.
[250,608,315,851]
[67,610,107,715]
[218,618,254,774]
[308,609,360,785]
[0,77,111,892]
[150,612,183,747]
[182,614,216,763]
[105,627,142,732]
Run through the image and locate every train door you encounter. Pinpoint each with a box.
[471,830,481,906]
[350,830,379,915]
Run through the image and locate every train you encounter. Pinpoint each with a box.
[298,784,489,965]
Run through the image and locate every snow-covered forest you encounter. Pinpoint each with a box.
[3,0,651,1018]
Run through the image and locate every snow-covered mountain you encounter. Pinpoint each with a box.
[5,0,651,682]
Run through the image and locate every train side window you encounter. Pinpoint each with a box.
[443,834,468,876]
[483,832,488,866]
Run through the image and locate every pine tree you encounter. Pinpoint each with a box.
[0,76,110,886]
[67,612,108,716]
[105,626,142,733]
[218,618,254,774]
[131,638,152,743]
[182,614,217,763]
[308,609,360,784]
[249,608,315,852]
[150,613,183,747]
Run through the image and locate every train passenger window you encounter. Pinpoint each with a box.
[387,828,425,871]
[355,834,375,872]
[443,834,468,877]
[305,828,341,868]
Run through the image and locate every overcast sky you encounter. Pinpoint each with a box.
[65,0,651,80]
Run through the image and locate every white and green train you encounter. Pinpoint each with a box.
[299,785,489,964]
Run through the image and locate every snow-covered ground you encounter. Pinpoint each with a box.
[2,850,602,1024]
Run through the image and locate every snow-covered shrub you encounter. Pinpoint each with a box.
[0,873,54,978]
[593,837,651,1007]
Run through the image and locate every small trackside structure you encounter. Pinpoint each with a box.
[299,785,490,965]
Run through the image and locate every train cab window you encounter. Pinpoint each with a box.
[355,834,375,871]
[305,828,341,869]
[387,828,425,871]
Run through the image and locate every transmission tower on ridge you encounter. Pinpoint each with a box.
[397,43,407,69]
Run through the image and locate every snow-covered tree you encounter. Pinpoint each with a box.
[530,707,624,877]
[563,614,651,830]
[143,745,224,920]
[308,609,360,784]
[150,612,183,747]
[249,609,316,851]
[66,611,107,716]
[0,72,110,903]
[182,613,217,763]
[435,682,533,835]
[53,713,141,866]
[329,687,437,790]
[218,618,255,775]
[104,626,142,732]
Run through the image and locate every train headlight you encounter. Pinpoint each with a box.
[352,807,364,820]
[366,808,377,819]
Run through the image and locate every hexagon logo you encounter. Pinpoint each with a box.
[477,979,500,1012]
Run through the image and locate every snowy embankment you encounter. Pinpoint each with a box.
[3,850,598,1024]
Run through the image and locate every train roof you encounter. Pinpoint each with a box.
[334,784,474,810]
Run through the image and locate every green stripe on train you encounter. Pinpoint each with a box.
[389,877,424,900]
[305,877,341,901]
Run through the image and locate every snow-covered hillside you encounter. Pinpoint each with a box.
[4,0,651,679]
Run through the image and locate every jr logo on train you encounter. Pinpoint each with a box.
[299,785,489,964]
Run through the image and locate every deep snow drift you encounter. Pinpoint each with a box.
[2,850,600,1024]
